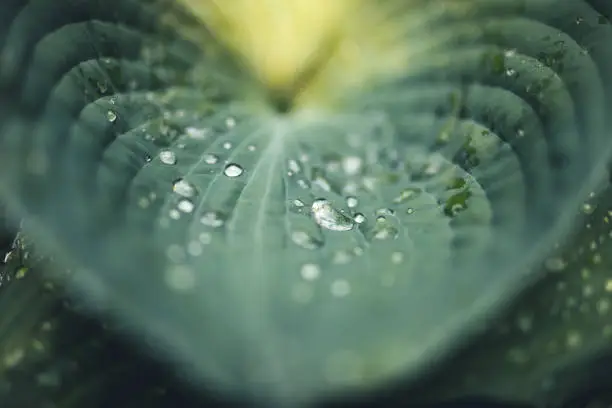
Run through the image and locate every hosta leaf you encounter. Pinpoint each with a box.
[1,0,612,407]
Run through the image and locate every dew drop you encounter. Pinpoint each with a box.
[288,159,301,174]
[331,280,351,297]
[165,265,196,292]
[291,231,321,250]
[300,263,321,280]
[204,153,219,164]
[173,179,196,198]
[223,142,233,150]
[159,150,177,165]
[178,199,195,213]
[346,196,358,208]
[342,156,363,175]
[106,110,117,123]
[391,252,404,264]
[311,199,354,232]
[199,232,212,244]
[185,126,208,139]
[393,188,421,204]
[354,213,366,224]
[200,212,224,228]
[224,163,244,177]
[333,250,352,264]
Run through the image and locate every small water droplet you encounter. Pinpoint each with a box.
[169,209,181,220]
[354,213,366,224]
[346,196,358,208]
[224,163,244,177]
[311,199,354,231]
[300,263,321,280]
[199,232,212,244]
[178,199,195,213]
[288,159,301,174]
[200,212,224,228]
[393,188,421,204]
[342,156,363,175]
[331,280,351,297]
[106,110,117,122]
[223,142,232,150]
[291,231,321,250]
[185,126,208,139]
[225,117,237,128]
[333,250,352,264]
[391,252,404,264]
[159,150,177,165]
[204,153,219,164]
[545,256,566,272]
[165,265,196,292]
[173,179,196,197]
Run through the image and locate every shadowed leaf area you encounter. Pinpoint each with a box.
[0,0,612,407]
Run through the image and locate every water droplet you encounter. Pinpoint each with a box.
[300,263,321,280]
[185,126,208,139]
[223,142,232,150]
[165,265,196,292]
[178,199,195,213]
[199,232,212,244]
[106,110,117,122]
[354,213,366,224]
[225,117,236,128]
[346,196,358,208]
[313,176,332,192]
[333,250,352,264]
[331,280,351,297]
[393,188,421,204]
[159,150,177,165]
[391,252,404,264]
[200,212,224,228]
[311,199,354,231]
[204,154,219,164]
[545,256,566,272]
[187,241,203,256]
[293,199,305,208]
[169,209,181,220]
[291,231,321,250]
[342,156,363,175]
[173,179,196,197]
[288,159,301,174]
[224,163,244,177]
[372,217,399,240]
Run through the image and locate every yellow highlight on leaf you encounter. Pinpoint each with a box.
[174,0,414,111]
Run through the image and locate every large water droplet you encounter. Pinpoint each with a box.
[311,199,354,232]
[224,163,244,177]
